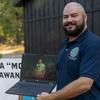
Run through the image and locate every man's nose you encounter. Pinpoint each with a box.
[67,16,73,22]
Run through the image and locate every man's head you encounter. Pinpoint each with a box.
[38,59,43,64]
[63,2,87,37]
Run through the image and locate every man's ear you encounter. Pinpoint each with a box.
[84,15,87,24]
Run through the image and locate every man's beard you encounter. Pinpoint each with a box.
[64,22,85,37]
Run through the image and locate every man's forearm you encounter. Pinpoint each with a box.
[51,77,93,100]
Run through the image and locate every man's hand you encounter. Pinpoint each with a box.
[37,92,54,100]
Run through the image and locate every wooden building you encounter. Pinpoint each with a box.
[14,0,100,55]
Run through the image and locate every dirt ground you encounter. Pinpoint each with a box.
[0,44,24,56]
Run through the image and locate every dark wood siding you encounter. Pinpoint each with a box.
[23,0,100,54]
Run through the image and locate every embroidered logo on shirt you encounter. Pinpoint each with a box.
[69,47,79,60]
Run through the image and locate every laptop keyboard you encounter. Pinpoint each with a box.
[6,81,55,96]
[18,81,52,91]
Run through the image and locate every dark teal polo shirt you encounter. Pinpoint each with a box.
[56,29,100,100]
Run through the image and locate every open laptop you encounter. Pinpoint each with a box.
[5,53,57,96]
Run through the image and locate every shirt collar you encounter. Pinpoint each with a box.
[75,28,88,42]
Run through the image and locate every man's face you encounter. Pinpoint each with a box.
[63,7,86,37]
[38,59,42,64]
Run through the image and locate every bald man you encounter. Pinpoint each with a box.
[37,2,100,100]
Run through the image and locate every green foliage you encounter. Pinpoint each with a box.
[0,0,23,44]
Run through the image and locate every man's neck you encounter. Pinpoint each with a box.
[69,36,78,42]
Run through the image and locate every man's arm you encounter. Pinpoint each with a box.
[37,77,94,100]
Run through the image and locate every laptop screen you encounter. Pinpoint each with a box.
[21,54,57,82]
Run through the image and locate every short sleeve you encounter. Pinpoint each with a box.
[79,42,100,81]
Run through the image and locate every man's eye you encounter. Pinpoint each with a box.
[63,16,68,19]
[71,14,78,17]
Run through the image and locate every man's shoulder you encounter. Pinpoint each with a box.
[80,31,100,52]
[85,31,100,44]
